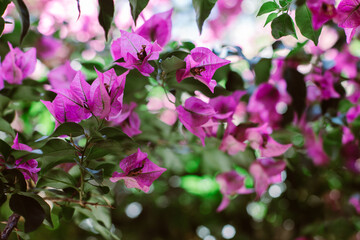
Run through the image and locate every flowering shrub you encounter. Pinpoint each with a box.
[0,0,360,239]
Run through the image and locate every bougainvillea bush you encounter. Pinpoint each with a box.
[1,0,360,239]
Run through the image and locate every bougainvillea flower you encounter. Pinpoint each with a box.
[48,61,81,89]
[177,97,216,145]
[342,142,360,173]
[249,158,286,198]
[209,91,246,120]
[336,0,360,42]
[35,36,62,60]
[1,42,36,85]
[111,30,162,76]
[41,94,90,127]
[332,47,359,78]
[346,105,360,123]
[135,9,173,47]
[111,102,142,137]
[95,69,128,120]
[349,194,360,214]
[110,148,166,192]
[176,47,230,93]
[216,170,253,212]
[0,134,41,182]
[220,122,291,157]
[247,83,283,128]
[147,92,177,125]
[307,0,337,30]
[305,68,340,101]
[302,125,329,166]
[51,71,92,118]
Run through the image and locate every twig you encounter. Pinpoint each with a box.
[1,213,20,240]
[43,197,114,209]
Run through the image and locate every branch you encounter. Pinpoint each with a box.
[43,197,114,209]
[1,213,20,240]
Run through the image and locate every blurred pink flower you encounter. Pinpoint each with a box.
[307,0,337,30]
[302,125,330,166]
[0,43,36,85]
[177,97,216,145]
[336,0,360,42]
[216,170,253,212]
[110,148,166,192]
[249,158,286,199]
[36,36,62,60]
[147,93,177,125]
[135,9,173,47]
[349,194,360,214]
[48,61,82,89]
[111,102,142,137]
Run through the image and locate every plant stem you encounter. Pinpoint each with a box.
[0,213,20,240]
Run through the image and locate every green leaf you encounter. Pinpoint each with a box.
[257,1,279,16]
[98,0,114,41]
[192,0,218,34]
[40,139,75,157]
[0,17,4,36]
[18,192,53,228]
[0,95,10,112]
[99,127,134,143]
[85,167,103,184]
[264,12,278,27]
[279,0,291,7]
[284,68,306,118]
[0,0,10,15]
[161,56,186,73]
[9,193,46,232]
[295,4,321,45]
[49,122,84,138]
[37,169,77,189]
[0,139,12,160]
[11,0,30,43]
[3,169,27,191]
[129,0,149,24]
[254,58,272,85]
[0,117,15,138]
[271,13,297,39]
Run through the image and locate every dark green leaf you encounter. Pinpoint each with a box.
[279,0,291,7]
[129,0,149,24]
[11,85,41,101]
[11,0,30,43]
[0,139,12,160]
[323,128,342,159]
[0,95,10,112]
[99,127,134,142]
[254,58,272,85]
[0,17,4,36]
[85,167,103,184]
[11,149,42,161]
[295,4,321,45]
[2,169,26,191]
[9,193,45,232]
[18,192,53,228]
[284,68,306,118]
[40,139,75,157]
[271,13,297,39]
[192,0,217,34]
[98,0,114,41]
[226,70,244,90]
[0,0,10,15]
[37,169,76,189]
[264,12,278,26]
[257,1,279,16]
[161,56,186,73]
[0,117,15,137]
[61,206,75,220]
[50,122,84,138]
